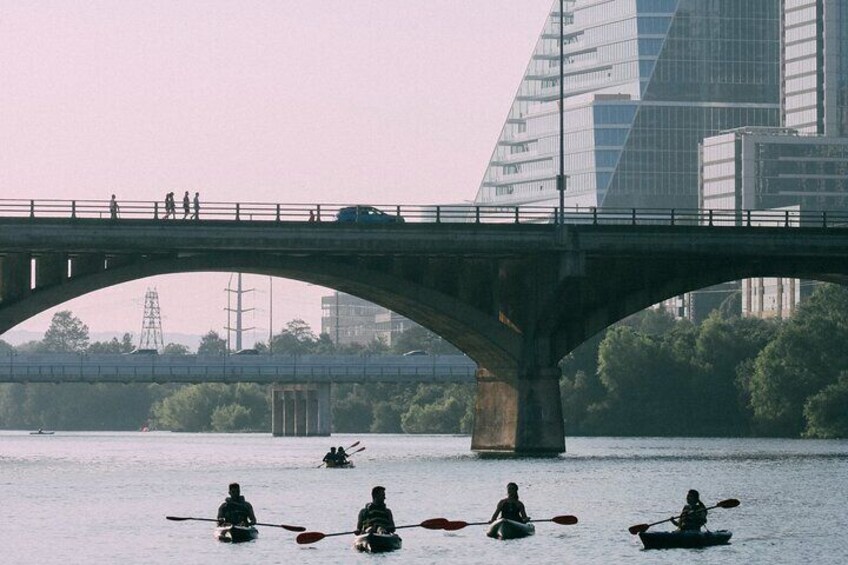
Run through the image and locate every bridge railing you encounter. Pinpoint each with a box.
[1,198,846,228]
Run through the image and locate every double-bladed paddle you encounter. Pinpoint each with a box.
[317,441,362,468]
[296,518,448,544]
[627,498,740,535]
[166,516,306,532]
[443,514,578,531]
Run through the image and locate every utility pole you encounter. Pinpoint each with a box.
[139,287,164,352]
[225,273,255,352]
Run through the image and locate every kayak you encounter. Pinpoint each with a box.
[325,461,355,469]
[353,530,402,553]
[214,524,259,543]
[30,431,54,435]
[639,530,732,549]
[486,518,535,540]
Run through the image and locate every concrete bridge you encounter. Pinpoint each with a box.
[0,353,476,384]
[4,199,848,454]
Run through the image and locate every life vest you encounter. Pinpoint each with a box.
[220,496,251,525]
[500,499,524,522]
[361,503,393,531]
[678,502,707,531]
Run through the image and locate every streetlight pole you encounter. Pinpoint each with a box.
[557,0,566,224]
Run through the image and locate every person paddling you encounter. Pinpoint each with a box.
[356,486,396,534]
[217,482,257,526]
[490,482,529,523]
[670,489,708,531]
[323,447,337,466]
[336,446,348,465]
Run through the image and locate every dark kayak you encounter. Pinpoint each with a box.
[215,524,259,543]
[639,530,732,549]
[325,460,355,469]
[486,518,536,540]
[30,430,54,435]
[353,530,402,552]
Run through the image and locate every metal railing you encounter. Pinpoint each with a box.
[1,198,846,228]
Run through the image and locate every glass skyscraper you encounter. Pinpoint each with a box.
[476,0,781,210]
[783,0,848,136]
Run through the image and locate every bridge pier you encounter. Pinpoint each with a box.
[271,384,331,436]
[0,253,30,303]
[471,367,564,455]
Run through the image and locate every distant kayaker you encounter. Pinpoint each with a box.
[217,482,257,526]
[671,489,708,531]
[323,447,337,465]
[490,482,529,523]
[336,446,348,465]
[356,486,396,534]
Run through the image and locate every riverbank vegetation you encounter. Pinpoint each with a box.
[1,284,847,438]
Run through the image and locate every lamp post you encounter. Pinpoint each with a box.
[557,0,567,224]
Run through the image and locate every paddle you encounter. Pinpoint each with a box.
[296,518,449,544]
[628,498,740,535]
[166,516,306,532]
[317,441,362,468]
[443,514,578,530]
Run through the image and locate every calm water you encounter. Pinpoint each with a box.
[3,432,848,564]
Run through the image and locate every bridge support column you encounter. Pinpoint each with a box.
[472,367,564,455]
[35,253,67,290]
[271,384,331,437]
[0,253,30,303]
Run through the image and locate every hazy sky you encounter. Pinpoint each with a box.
[0,1,552,345]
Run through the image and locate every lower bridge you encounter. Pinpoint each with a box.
[0,353,477,437]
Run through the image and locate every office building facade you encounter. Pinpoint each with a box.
[696,0,848,320]
[476,0,781,210]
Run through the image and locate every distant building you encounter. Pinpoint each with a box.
[695,0,848,320]
[699,128,848,318]
[475,0,780,211]
[321,292,420,347]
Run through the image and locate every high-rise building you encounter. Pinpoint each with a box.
[782,0,848,136]
[476,0,781,211]
[697,0,848,319]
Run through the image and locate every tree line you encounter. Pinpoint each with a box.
[2,283,847,438]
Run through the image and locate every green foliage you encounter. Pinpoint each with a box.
[88,333,135,354]
[0,339,15,354]
[748,285,848,436]
[151,383,268,432]
[197,330,227,355]
[803,374,848,438]
[40,310,89,352]
[162,343,190,356]
[391,326,461,355]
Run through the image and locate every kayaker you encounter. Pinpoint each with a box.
[356,486,396,534]
[490,482,529,523]
[323,447,337,465]
[336,446,348,465]
[670,489,708,531]
[217,482,257,526]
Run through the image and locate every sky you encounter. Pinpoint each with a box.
[0,0,553,346]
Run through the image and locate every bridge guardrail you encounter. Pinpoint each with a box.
[1,199,845,228]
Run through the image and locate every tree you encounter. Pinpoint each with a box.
[40,310,89,352]
[803,374,848,438]
[748,284,848,436]
[162,343,190,356]
[0,339,14,354]
[88,333,134,354]
[391,326,461,355]
[198,330,227,355]
[270,319,317,355]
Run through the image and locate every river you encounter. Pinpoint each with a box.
[3,432,847,564]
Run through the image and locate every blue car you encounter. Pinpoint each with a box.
[336,205,404,223]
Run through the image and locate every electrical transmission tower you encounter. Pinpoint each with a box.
[225,273,255,352]
[139,287,164,351]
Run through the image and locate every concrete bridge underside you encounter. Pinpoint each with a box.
[4,220,848,454]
